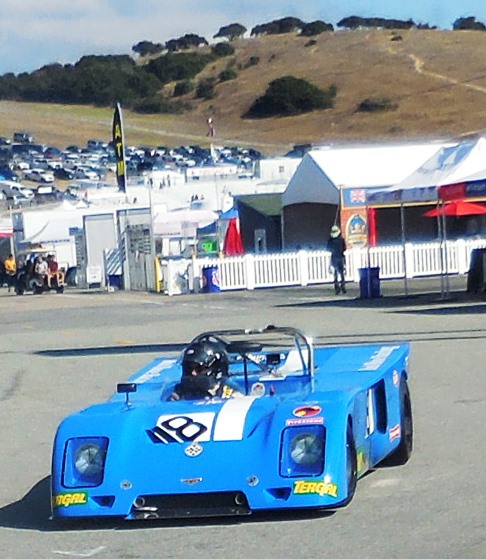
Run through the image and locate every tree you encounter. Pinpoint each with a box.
[244,76,336,118]
[214,23,247,41]
[453,17,486,31]
[132,41,164,57]
[300,20,334,36]
[251,17,305,36]
[165,34,208,52]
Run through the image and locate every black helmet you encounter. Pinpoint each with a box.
[182,340,229,378]
[180,340,229,397]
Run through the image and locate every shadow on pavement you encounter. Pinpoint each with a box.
[36,343,187,358]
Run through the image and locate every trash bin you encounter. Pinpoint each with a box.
[108,274,122,290]
[201,266,220,293]
[359,267,380,299]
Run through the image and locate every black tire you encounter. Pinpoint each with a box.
[345,426,358,504]
[382,378,413,466]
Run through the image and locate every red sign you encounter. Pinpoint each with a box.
[439,183,466,201]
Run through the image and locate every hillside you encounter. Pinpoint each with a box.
[2,29,486,156]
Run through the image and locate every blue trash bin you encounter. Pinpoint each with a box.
[359,267,380,298]
[201,266,220,293]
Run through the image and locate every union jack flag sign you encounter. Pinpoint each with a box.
[350,189,366,204]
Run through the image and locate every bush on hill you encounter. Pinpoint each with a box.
[132,96,189,114]
[357,97,398,112]
[146,52,214,84]
[211,43,235,58]
[173,80,195,97]
[244,76,336,118]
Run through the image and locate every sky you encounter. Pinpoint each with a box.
[0,0,485,75]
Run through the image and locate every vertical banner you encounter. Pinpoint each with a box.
[112,102,127,192]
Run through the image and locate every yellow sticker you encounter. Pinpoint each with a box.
[293,480,338,498]
[52,492,88,508]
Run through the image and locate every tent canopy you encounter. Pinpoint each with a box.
[283,141,449,207]
[368,136,486,206]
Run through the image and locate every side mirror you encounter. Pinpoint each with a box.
[117,383,137,394]
[117,383,137,406]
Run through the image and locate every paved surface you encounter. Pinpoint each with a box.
[0,276,485,559]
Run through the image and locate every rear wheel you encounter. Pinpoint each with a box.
[382,378,413,466]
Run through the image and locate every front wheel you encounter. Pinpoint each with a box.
[382,378,413,466]
[345,427,358,503]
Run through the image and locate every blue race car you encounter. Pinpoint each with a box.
[51,325,412,520]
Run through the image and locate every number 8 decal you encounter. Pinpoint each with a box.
[150,413,214,444]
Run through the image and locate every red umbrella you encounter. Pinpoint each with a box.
[223,218,244,256]
[423,200,486,217]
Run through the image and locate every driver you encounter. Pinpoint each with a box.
[168,340,243,401]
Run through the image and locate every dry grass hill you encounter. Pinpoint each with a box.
[2,29,486,156]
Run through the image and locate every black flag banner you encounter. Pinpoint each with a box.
[112,102,127,192]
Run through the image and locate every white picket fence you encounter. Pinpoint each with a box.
[161,238,486,295]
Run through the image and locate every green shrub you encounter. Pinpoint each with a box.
[211,42,235,57]
[357,97,398,112]
[218,69,238,82]
[196,78,217,99]
[173,80,195,96]
[133,96,189,114]
[244,76,336,118]
[244,56,260,68]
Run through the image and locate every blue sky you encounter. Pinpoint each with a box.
[0,0,485,75]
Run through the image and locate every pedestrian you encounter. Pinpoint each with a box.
[327,225,347,294]
[3,253,16,293]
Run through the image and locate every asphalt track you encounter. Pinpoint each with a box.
[0,277,485,559]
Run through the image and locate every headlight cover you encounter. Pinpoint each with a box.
[280,425,325,477]
[63,437,109,488]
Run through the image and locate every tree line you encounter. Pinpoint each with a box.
[0,15,484,119]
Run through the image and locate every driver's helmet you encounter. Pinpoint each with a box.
[181,340,229,395]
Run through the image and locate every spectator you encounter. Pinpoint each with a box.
[327,225,347,295]
[3,253,16,293]
[47,254,64,288]
[34,255,49,285]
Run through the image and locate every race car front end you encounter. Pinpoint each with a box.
[51,395,352,520]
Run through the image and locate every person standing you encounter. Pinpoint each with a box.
[327,225,347,295]
[3,253,16,293]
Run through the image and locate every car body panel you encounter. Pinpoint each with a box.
[51,327,411,520]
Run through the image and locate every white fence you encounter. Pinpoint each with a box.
[161,238,486,295]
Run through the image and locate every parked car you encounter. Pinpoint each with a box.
[25,169,55,183]
[13,131,34,144]
[54,168,75,180]
[8,184,35,199]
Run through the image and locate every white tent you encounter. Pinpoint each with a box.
[368,136,486,206]
[283,141,449,206]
